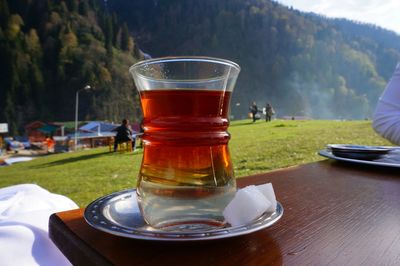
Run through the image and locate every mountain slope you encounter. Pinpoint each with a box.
[0,0,144,134]
[109,0,400,120]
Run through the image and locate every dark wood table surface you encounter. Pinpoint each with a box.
[49,160,400,265]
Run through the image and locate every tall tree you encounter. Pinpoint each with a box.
[103,15,113,53]
[120,23,130,51]
[79,0,89,16]
[0,0,10,28]
[66,0,78,13]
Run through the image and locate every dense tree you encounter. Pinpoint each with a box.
[0,0,144,134]
[2,0,400,135]
[79,0,89,16]
[109,0,400,120]
[120,23,130,51]
[66,0,78,13]
[103,15,113,53]
[0,0,10,28]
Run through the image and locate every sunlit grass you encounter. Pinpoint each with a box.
[0,119,390,207]
[229,119,390,176]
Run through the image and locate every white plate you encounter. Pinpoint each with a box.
[84,189,283,241]
[319,149,400,168]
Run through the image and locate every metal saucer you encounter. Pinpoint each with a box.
[84,189,283,241]
[318,149,400,168]
[327,144,393,161]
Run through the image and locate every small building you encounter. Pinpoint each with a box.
[79,121,118,134]
[25,121,63,142]
[25,121,46,142]
[65,121,119,149]
[0,123,8,154]
[68,121,142,150]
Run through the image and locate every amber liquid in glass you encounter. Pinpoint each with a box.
[137,89,236,229]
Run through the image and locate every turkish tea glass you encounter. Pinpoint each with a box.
[129,57,240,230]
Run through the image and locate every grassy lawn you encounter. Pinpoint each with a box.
[0,119,391,207]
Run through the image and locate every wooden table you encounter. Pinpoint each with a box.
[49,160,400,265]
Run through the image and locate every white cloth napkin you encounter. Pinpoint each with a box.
[0,184,78,266]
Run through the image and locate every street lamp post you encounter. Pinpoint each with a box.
[74,85,91,150]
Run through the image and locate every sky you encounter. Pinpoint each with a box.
[276,0,400,34]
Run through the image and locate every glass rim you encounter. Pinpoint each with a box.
[129,56,241,73]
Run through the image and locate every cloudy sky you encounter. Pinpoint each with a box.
[276,0,400,34]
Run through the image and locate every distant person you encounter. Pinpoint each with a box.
[112,119,133,152]
[265,102,275,122]
[373,62,400,144]
[137,118,145,148]
[45,136,55,153]
[5,138,11,152]
[249,102,259,122]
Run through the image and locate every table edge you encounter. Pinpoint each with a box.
[49,213,112,266]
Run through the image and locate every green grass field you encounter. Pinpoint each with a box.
[0,120,391,207]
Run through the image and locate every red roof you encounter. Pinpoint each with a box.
[25,121,46,129]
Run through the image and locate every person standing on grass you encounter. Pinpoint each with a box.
[113,119,133,152]
[249,102,259,122]
[373,62,400,145]
[265,102,275,122]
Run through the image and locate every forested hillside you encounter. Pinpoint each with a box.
[109,0,400,120]
[1,0,400,135]
[0,0,144,134]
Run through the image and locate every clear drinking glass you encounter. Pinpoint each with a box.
[129,56,240,230]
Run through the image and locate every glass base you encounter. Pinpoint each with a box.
[151,218,226,232]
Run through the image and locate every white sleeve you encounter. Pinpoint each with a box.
[372,62,400,145]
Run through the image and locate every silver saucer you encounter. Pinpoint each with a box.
[84,189,283,241]
[327,144,393,160]
[319,149,400,168]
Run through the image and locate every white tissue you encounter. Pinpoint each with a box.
[256,183,277,213]
[223,185,272,226]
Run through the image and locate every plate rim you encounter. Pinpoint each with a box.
[319,149,400,168]
[327,144,393,153]
[84,189,284,241]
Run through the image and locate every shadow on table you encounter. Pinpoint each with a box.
[115,231,283,265]
[326,160,400,178]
